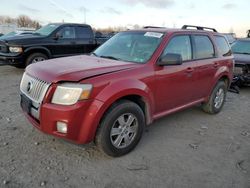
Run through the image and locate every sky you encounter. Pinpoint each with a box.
[0,0,249,37]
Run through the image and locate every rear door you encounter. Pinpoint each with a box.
[75,26,97,54]
[191,34,217,98]
[155,35,198,113]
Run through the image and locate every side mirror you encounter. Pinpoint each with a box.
[157,53,183,66]
[53,32,62,40]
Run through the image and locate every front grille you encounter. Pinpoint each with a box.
[20,73,50,103]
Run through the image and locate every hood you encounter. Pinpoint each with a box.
[26,55,139,83]
[233,53,250,65]
[1,34,45,45]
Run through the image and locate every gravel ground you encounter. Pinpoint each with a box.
[0,65,249,188]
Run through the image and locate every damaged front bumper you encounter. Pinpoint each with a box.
[233,64,250,86]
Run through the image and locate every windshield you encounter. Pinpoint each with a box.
[34,24,59,36]
[93,31,164,63]
[231,40,250,54]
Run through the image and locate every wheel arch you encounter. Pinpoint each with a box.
[100,94,152,126]
[78,80,154,143]
[218,75,230,88]
[24,47,52,59]
[95,79,154,126]
[210,66,232,92]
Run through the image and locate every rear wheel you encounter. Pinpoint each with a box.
[202,81,227,114]
[95,100,145,157]
[25,53,48,67]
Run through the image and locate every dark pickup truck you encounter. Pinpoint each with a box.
[0,23,108,68]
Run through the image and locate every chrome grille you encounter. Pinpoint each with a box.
[20,73,50,103]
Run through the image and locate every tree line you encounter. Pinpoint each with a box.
[0,15,41,29]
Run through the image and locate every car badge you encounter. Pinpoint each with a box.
[27,80,33,93]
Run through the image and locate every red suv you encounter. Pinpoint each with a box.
[20,25,233,157]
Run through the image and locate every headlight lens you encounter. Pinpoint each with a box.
[9,47,23,53]
[52,83,92,105]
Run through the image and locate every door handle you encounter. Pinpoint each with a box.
[213,62,219,68]
[185,67,194,73]
[70,41,76,45]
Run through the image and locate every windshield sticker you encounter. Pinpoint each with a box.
[144,32,163,38]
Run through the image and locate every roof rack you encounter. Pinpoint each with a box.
[182,25,217,32]
[143,26,166,29]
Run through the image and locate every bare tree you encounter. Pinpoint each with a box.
[0,16,16,24]
[0,15,41,29]
[17,15,32,27]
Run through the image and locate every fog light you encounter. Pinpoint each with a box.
[56,122,68,134]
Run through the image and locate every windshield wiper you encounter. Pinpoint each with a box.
[91,52,98,57]
[100,55,121,60]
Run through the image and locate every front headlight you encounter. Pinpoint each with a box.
[52,83,92,105]
[9,46,23,53]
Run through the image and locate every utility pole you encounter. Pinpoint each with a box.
[83,7,86,24]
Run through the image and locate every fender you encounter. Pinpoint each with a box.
[96,79,154,106]
[78,79,155,143]
[208,65,232,97]
[24,46,52,58]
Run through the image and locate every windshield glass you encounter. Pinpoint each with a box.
[93,31,164,63]
[231,40,250,54]
[34,24,59,36]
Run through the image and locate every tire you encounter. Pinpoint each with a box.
[25,53,48,67]
[95,100,145,157]
[202,81,227,114]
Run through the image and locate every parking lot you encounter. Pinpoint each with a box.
[0,65,249,188]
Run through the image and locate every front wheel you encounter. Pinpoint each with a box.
[25,53,48,67]
[202,81,227,114]
[95,100,145,157]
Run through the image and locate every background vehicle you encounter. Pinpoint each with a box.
[0,30,34,39]
[94,31,114,45]
[222,33,236,44]
[231,38,250,86]
[20,25,233,157]
[0,23,109,68]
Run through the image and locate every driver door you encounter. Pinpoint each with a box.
[155,35,199,114]
[52,26,78,57]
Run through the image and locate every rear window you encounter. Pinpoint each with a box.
[193,35,215,59]
[76,26,93,39]
[214,36,231,56]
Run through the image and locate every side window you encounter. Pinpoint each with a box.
[214,36,231,56]
[76,26,93,39]
[163,35,192,61]
[193,35,215,59]
[58,27,76,39]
